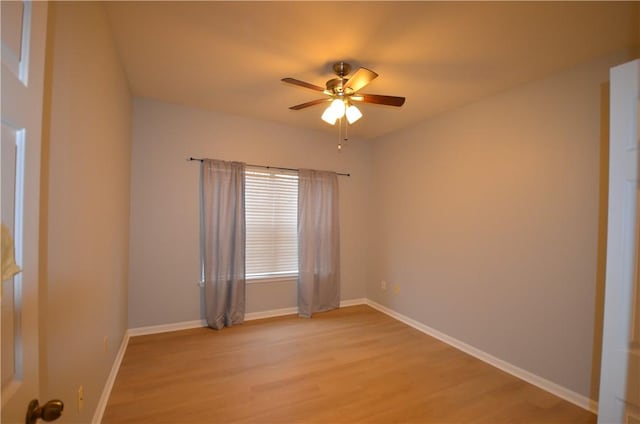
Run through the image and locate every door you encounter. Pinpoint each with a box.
[598,59,640,423]
[1,1,48,422]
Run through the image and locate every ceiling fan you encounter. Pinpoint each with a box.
[282,62,405,126]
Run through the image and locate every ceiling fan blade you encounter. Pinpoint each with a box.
[343,67,378,92]
[289,98,329,110]
[281,77,325,92]
[355,93,406,107]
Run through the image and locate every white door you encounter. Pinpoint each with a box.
[1,1,49,422]
[598,59,640,424]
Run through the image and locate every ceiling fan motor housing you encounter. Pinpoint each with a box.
[326,78,348,95]
[326,62,353,94]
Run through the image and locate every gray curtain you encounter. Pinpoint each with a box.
[201,159,246,330]
[297,169,340,318]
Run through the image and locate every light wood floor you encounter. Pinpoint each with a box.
[103,305,596,423]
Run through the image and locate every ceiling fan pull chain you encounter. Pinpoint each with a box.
[344,119,349,145]
[338,117,342,151]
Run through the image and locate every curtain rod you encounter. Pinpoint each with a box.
[187,157,350,177]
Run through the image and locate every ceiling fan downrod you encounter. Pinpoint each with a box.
[333,61,351,78]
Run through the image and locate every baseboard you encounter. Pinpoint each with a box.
[340,298,367,307]
[365,299,598,414]
[244,298,366,321]
[91,330,130,423]
[126,298,367,337]
[245,306,298,321]
[127,319,207,337]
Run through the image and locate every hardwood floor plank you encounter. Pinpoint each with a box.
[103,305,596,423]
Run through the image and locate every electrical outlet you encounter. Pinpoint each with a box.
[381,280,387,290]
[78,385,84,412]
[103,336,109,353]
[393,284,400,295]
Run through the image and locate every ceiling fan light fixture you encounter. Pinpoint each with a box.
[321,105,339,125]
[321,99,347,125]
[330,98,346,118]
[345,104,362,124]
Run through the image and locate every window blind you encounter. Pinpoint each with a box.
[245,167,298,280]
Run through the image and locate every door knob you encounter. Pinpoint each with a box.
[25,399,64,424]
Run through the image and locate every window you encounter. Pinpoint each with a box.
[245,167,298,281]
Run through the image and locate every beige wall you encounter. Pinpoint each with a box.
[41,2,131,421]
[128,98,372,328]
[368,50,634,398]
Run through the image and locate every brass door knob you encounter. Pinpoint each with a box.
[25,399,64,424]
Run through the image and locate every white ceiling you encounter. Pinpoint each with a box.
[106,1,639,140]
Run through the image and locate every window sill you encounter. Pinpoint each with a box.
[246,275,298,284]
